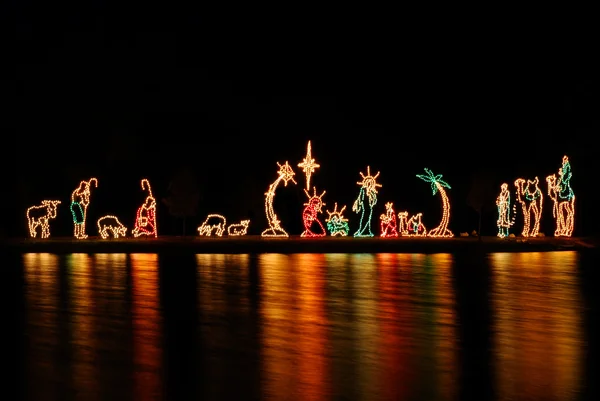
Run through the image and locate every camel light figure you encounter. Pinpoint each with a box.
[416,168,453,238]
[261,161,296,237]
[514,177,543,237]
[546,155,575,237]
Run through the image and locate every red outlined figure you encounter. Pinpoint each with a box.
[301,187,327,237]
[132,178,157,238]
[379,202,398,237]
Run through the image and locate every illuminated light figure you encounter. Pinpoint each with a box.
[97,215,127,239]
[496,183,514,238]
[197,214,227,236]
[546,155,575,237]
[397,211,409,236]
[132,178,157,238]
[297,140,320,191]
[301,187,327,237]
[70,177,98,239]
[227,220,250,236]
[352,166,382,237]
[379,202,398,237]
[407,213,427,236]
[26,200,61,239]
[261,161,297,237]
[325,202,350,236]
[514,177,543,237]
[416,168,453,238]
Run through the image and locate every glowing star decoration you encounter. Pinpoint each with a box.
[397,211,409,236]
[197,214,227,236]
[325,202,350,236]
[70,177,98,239]
[261,161,297,237]
[297,140,320,191]
[416,168,453,238]
[227,219,250,236]
[97,215,128,239]
[379,202,398,237]
[301,187,327,237]
[514,177,543,237]
[496,183,514,238]
[26,200,61,238]
[352,166,382,237]
[546,155,575,237]
[407,213,427,236]
[132,178,158,238]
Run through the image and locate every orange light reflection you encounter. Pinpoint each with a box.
[491,251,583,401]
[130,253,162,401]
[23,253,60,400]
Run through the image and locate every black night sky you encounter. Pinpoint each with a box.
[2,5,599,237]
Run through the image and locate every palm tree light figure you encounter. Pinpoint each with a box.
[416,168,454,238]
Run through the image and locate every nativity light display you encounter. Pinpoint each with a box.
[70,177,98,239]
[379,202,398,237]
[20,148,582,240]
[514,177,543,237]
[416,168,453,238]
[97,215,128,239]
[301,187,327,237]
[297,140,320,191]
[26,200,61,238]
[261,161,297,237]
[132,178,157,238]
[546,155,575,237]
[352,166,382,237]
[325,202,350,236]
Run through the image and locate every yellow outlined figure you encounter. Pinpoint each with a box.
[261,161,297,237]
[70,178,97,239]
[546,155,575,237]
[515,177,543,237]
[26,200,61,238]
[298,140,320,191]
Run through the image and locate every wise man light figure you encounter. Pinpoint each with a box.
[496,183,511,238]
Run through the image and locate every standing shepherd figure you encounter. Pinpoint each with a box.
[70,178,98,239]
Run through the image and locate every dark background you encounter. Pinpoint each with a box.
[2,5,599,237]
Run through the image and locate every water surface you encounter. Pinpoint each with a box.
[3,250,598,401]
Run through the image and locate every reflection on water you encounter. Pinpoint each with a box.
[23,253,60,401]
[16,250,594,401]
[490,252,584,401]
[130,254,161,400]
